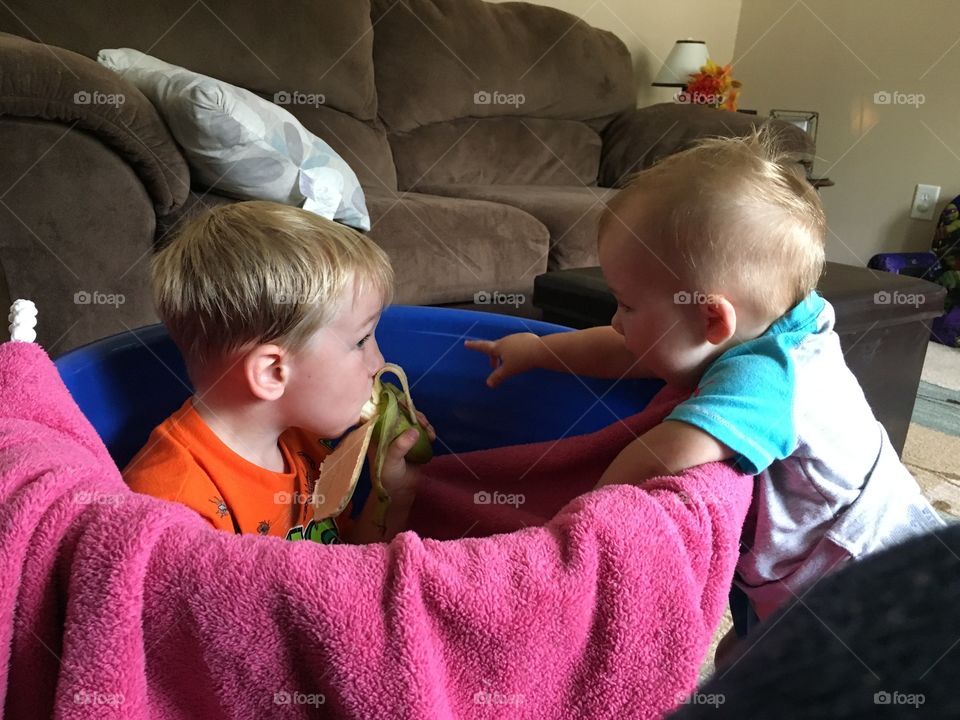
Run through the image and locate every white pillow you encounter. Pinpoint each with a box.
[97,48,370,231]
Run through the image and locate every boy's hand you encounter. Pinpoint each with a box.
[464,333,542,388]
[374,409,435,497]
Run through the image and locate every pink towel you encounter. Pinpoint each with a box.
[0,341,752,719]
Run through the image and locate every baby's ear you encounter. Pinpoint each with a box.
[244,343,288,400]
[701,296,737,346]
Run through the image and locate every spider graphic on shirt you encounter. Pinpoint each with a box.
[257,520,271,535]
[209,496,228,518]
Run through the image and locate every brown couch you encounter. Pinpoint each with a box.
[0,0,811,353]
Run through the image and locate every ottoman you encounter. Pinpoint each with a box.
[533,262,948,456]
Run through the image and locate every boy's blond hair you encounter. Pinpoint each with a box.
[601,127,826,320]
[152,200,394,376]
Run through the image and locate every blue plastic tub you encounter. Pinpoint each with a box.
[55,306,663,470]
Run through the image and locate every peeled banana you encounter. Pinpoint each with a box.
[312,363,432,531]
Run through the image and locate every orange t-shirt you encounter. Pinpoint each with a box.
[123,398,353,543]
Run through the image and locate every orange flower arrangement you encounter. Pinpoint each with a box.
[682,59,742,111]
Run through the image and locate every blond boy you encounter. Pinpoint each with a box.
[467,131,943,632]
[125,201,434,544]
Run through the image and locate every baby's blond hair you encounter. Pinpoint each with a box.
[602,127,826,320]
[152,201,393,376]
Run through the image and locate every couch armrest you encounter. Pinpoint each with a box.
[599,102,815,188]
[0,31,189,215]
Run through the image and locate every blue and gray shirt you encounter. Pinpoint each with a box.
[666,291,945,619]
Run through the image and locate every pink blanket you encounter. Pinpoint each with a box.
[0,341,752,719]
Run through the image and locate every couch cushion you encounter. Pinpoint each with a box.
[390,117,601,190]
[371,0,634,132]
[416,185,616,272]
[599,103,817,188]
[0,0,378,122]
[364,189,550,304]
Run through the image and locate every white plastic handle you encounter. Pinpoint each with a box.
[8,299,38,343]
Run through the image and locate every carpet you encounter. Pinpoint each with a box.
[903,343,960,518]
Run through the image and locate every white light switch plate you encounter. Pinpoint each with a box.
[911,183,941,221]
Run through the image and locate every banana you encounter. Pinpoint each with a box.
[312,364,432,532]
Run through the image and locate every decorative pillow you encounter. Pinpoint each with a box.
[97,48,370,231]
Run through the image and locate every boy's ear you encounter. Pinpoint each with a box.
[700,296,737,345]
[243,344,289,401]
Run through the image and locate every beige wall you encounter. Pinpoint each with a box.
[486,0,742,107]
[734,0,959,263]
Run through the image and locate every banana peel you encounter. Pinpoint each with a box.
[312,364,433,530]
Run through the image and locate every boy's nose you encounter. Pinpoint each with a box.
[368,344,385,374]
[611,310,625,336]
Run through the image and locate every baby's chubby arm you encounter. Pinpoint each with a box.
[596,420,735,488]
[464,326,652,387]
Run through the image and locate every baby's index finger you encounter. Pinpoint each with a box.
[464,339,493,351]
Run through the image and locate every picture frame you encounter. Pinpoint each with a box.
[769,109,819,146]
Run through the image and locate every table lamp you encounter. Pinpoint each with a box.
[652,39,710,87]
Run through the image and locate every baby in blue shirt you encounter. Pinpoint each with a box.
[466,129,943,639]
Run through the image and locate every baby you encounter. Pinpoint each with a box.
[467,130,944,634]
[124,201,434,544]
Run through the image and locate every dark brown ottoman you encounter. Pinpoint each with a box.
[533,262,947,456]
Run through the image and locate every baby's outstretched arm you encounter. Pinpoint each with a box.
[596,420,735,488]
[465,326,652,387]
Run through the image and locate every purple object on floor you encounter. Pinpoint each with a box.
[867,251,941,278]
[932,307,960,348]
